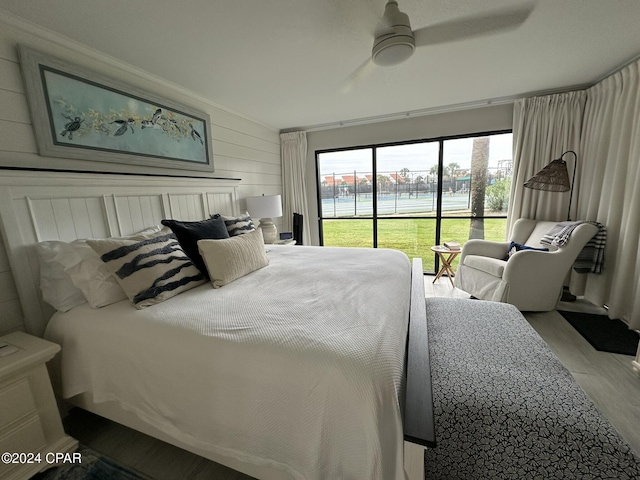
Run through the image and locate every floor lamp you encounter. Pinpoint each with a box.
[523,150,577,221]
[524,150,578,301]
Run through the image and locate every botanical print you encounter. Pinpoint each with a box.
[43,68,208,164]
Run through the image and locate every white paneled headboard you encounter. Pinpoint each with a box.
[0,170,240,337]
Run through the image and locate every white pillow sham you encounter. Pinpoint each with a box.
[37,240,127,310]
[36,240,88,312]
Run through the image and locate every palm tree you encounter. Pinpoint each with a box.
[446,162,460,191]
[469,137,489,239]
[414,175,424,197]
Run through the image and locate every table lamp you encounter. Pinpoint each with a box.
[246,194,283,244]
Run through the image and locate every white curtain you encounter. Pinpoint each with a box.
[508,92,587,235]
[280,131,311,245]
[575,60,640,330]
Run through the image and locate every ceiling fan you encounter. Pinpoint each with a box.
[344,1,533,88]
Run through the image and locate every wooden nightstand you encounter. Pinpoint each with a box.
[0,332,77,480]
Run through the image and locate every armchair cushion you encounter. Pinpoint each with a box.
[463,255,507,278]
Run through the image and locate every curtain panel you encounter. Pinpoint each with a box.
[280,131,311,245]
[576,61,640,330]
[511,60,640,330]
[508,92,586,235]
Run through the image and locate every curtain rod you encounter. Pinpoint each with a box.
[295,83,591,133]
[594,50,640,84]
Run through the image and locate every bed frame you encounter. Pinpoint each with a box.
[0,169,434,480]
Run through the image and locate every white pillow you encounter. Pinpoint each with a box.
[64,242,128,308]
[36,241,88,312]
[198,228,269,288]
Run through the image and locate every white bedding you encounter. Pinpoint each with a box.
[45,245,411,480]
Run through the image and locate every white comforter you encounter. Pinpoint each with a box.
[45,245,411,480]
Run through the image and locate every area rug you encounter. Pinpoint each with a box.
[559,310,639,355]
[32,445,151,480]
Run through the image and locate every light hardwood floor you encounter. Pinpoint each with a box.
[61,277,640,479]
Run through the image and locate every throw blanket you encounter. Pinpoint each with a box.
[540,221,606,274]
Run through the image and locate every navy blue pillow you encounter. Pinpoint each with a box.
[162,215,229,278]
[505,241,549,260]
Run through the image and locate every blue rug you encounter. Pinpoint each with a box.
[32,446,150,480]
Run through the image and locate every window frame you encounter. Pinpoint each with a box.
[315,129,512,272]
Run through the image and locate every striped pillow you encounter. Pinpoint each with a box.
[87,232,205,309]
[222,214,256,236]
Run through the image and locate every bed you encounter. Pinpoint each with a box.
[0,170,433,480]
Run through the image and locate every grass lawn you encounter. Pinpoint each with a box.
[321,218,508,272]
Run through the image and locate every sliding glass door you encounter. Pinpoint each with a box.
[317,131,512,273]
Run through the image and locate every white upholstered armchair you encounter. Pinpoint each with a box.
[454,218,598,312]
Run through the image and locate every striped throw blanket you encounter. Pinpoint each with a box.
[540,221,606,274]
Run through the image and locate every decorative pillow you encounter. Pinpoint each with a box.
[87,232,205,309]
[198,229,269,288]
[222,213,256,236]
[36,241,88,312]
[507,241,550,259]
[161,215,230,278]
[35,225,173,310]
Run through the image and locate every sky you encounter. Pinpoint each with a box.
[318,132,513,177]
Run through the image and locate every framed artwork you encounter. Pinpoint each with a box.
[18,45,214,172]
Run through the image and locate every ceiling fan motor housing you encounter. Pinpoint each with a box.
[372,1,415,66]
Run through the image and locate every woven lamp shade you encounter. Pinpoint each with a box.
[524,159,571,192]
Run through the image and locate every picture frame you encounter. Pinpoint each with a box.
[18,45,214,172]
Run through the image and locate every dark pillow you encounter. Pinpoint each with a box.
[161,215,229,278]
[506,241,549,260]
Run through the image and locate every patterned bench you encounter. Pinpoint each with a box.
[424,297,640,479]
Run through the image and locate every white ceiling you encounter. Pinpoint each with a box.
[2,0,640,131]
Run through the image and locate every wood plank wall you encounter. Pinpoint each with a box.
[0,13,282,334]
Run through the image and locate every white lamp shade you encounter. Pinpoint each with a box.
[246,195,282,219]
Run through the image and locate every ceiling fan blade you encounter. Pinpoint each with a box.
[340,58,376,93]
[414,4,533,48]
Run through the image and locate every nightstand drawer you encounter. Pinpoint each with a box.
[0,416,47,477]
[0,379,36,428]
